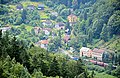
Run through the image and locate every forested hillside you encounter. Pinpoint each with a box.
[0,0,120,78]
[47,0,120,50]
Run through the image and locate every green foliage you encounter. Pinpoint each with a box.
[60,9,70,18]
[0,5,8,15]
[111,66,120,78]
[48,57,61,77]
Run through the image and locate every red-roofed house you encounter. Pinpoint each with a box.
[92,48,106,61]
[40,40,49,49]
[63,35,70,43]
[35,40,49,49]
[67,14,77,25]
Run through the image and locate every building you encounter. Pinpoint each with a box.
[35,40,49,50]
[51,12,58,17]
[42,20,52,26]
[42,28,51,35]
[80,47,92,57]
[67,14,77,25]
[92,48,105,61]
[16,4,23,10]
[63,35,70,43]
[27,5,35,10]
[55,22,65,30]
[38,4,45,10]
[0,26,11,33]
[34,27,41,35]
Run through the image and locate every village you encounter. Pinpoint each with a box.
[0,0,120,78]
[0,1,118,67]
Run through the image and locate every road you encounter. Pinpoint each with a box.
[60,48,73,59]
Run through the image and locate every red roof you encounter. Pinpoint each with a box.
[40,40,49,44]
[64,35,70,42]
[93,48,105,53]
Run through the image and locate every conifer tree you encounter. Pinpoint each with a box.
[48,57,60,77]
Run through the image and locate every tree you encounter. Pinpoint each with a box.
[88,29,93,43]
[112,66,120,78]
[15,16,22,25]
[100,24,109,42]
[56,16,64,22]
[32,69,43,78]
[67,0,72,8]
[48,57,61,77]
[60,9,70,18]
[72,0,79,10]
[76,58,85,75]
[0,5,8,15]
[21,9,27,23]
[107,10,120,35]
[62,60,77,78]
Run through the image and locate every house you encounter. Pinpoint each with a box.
[0,26,11,33]
[16,4,23,10]
[38,4,45,10]
[92,48,106,61]
[63,35,70,43]
[55,22,65,30]
[80,47,92,57]
[42,28,51,35]
[51,12,58,16]
[40,40,49,49]
[42,20,52,26]
[27,5,35,10]
[34,27,41,35]
[35,40,49,50]
[67,14,77,25]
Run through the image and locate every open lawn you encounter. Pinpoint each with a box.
[25,25,33,32]
[39,11,49,19]
[21,1,42,7]
[89,71,117,78]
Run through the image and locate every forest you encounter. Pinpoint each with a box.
[0,0,120,78]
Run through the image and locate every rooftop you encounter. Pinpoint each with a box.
[93,48,105,53]
[40,40,49,44]
[64,35,70,42]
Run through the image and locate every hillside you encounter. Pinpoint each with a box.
[0,0,120,78]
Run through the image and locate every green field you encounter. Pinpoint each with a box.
[89,71,117,78]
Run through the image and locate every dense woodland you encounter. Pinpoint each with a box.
[0,0,120,78]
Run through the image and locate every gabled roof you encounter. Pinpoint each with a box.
[51,12,58,16]
[42,20,52,25]
[56,22,65,26]
[40,40,49,44]
[63,35,70,42]
[93,48,105,53]
[16,4,23,9]
[42,28,52,31]
[27,5,35,10]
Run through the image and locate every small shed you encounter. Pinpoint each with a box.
[38,4,45,10]
[16,4,23,10]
